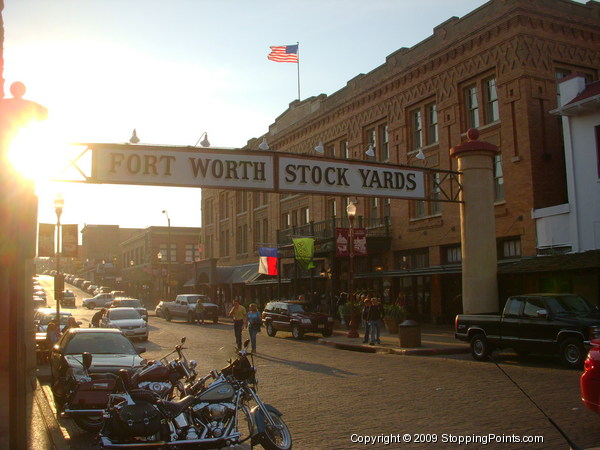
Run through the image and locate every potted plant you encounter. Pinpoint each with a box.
[383,304,405,334]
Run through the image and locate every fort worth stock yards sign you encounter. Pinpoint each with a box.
[86,143,426,199]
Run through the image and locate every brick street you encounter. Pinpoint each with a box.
[38,308,600,450]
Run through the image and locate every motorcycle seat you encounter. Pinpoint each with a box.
[157,395,195,418]
[90,373,117,381]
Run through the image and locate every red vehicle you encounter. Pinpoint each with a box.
[581,339,600,414]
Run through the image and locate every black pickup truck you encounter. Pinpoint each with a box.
[455,293,600,368]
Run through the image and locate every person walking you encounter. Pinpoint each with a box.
[367,297,384,345]
[91,308,107,327]
[246,303,262,353]
[45,321,61,347]
[229,299,247,350]
[361,298,372,343]
[61,316,79,333]
[195,299,205,325]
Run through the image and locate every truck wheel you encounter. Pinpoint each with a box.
[470,333,490,361]
[560,337,585,369]
[266,322,276,337]
[164,309,172,322]
[86,302,95,310]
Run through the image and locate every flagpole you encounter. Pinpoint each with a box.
[296,41,300,100]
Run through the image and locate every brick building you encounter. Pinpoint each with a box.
[120,226,201,305]
[199,0,600,322]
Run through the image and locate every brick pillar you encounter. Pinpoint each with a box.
[450,128,499,314]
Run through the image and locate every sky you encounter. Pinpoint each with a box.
[4,0,505,235]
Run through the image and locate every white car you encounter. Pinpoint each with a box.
[101,307,148,341]
[82,293,114,309]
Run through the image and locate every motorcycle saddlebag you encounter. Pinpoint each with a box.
[71,377,116,409]
[113,402,162,437]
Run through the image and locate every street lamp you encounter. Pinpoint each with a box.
[162,210,171,298]
[157,251,163,298]
[346,201,358,338]
[54,194,64,323]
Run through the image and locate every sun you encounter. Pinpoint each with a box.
[6,119,80,183]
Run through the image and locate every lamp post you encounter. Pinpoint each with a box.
[162,210,171,298]
[157,251,163,298]
[346,201,358,338]
[54,194,64,323]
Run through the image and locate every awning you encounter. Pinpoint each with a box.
[498,250,600,274]
[226,264,260,284]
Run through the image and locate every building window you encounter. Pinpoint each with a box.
[169,243,177,263]
[219,230,229,257]
[254,220,260,244]
[204,198,213,225]
[427,103,438,145]
[465,85,480,129]
[185,243,200,263]
[236,225,248,254]
[236,191,247,214]
[484,78,499,124]
[369,197,379,221]
[394,248,429,270]
[410,173,441,219]
[498,237,521,260]
[341,139,349,159]
[366,128,376,160]
[380,125,389,162]
[328,199,337,218]
[494,154,504,202]
[411,109,423,150]
[300,207,310,225]
[412,199,426,219]
[410,101,438,150]
[262,218,269,244]
[441,244,462,264]
[326,144,335,158]
[384,198,391,219]
[205,235,213,259]
[281,212,291,229]
[219,193,229,219]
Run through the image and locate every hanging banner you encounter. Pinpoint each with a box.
[292,237,315,270]
[335,227,367,257]
[38,223,55,257]
[61,224,79,257]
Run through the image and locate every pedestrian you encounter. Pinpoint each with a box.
[195,299,205,325]
[367,297,384,345]
[361,298,372,343]
[228,299,247,350]
[91,308,107,328]
[61,316,79,333]
[45,321,61,347]
[246,303,262,353]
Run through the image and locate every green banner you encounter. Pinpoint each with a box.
[293,237,315,271]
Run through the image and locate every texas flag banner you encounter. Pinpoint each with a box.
[268,44,298,63]
[258,247,278,275]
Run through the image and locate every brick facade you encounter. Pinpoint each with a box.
[200,0,600,322]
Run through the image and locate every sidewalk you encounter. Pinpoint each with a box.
[319,322,471,356]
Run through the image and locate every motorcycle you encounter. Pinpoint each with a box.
[56,338,198,432]
[99,339,292,449]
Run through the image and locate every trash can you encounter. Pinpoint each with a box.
[398,320,421,348]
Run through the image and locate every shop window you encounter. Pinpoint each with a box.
[394,248,429,270]
[442,244,462,264]
[498,237,521,260]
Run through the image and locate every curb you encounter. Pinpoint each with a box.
[318,336,471,356]
[32,376,70,450]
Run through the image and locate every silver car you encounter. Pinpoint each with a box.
[101,307,148,341]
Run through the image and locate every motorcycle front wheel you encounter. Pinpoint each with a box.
[258,411,292,450]
[73,413,104,432]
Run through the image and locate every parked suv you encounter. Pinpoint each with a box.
[61,290,76,307]
[262,301,334,339]
[110,297,148,321]
[82,293,114,309]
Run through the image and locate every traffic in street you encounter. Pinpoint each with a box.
[35,275,600,449]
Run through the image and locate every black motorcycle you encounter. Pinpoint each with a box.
[99,339,292,449]
[57,338,198,432]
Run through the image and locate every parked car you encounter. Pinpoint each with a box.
[455,293,600,368]
[262,300,334,339]
[82,281,92,291]
[33,295,47,309]
[82,293,114,309]
[101,307,148,341]
[88,285,98,295]
[581,340,600,414]
[155,294,219,323]
[34,309,75,351]
[110,298,148,321]
[49,328,146,407]
[61,290,76,307]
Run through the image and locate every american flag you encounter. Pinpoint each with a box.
[268,45,298,63]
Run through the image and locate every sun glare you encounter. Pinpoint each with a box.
[7,120,78,182]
